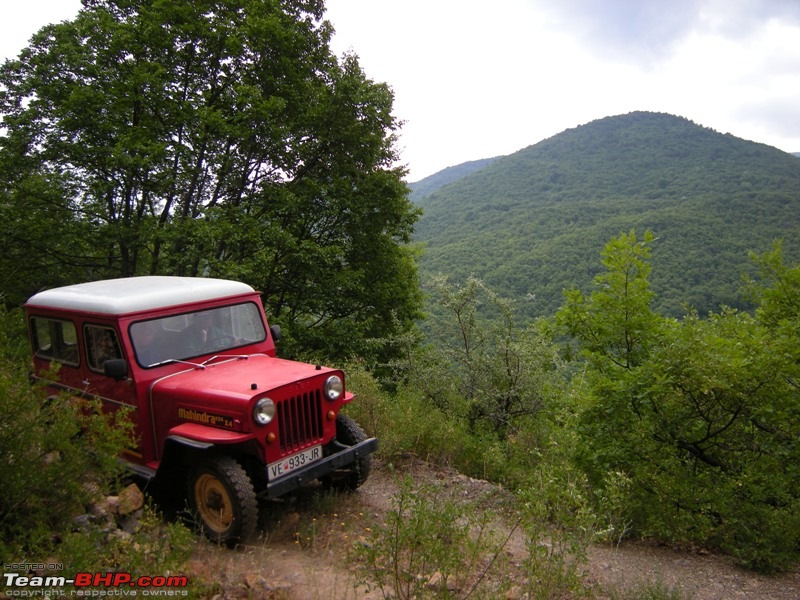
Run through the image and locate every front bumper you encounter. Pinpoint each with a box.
[259,437,378,499]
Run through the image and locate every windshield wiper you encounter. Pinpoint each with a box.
[201,354,252,366]
[146,358,206,369]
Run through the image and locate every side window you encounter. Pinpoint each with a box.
[85,325,122,373]
[30,317,79,366]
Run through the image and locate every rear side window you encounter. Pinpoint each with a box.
[30,317,79,366]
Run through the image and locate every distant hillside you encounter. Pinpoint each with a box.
[413,111,800,318]
[409,157,499,201]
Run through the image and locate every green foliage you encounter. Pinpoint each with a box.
[414,111,800,319]
[347,303,578,491]
[416,276,562,440]
[746,239,800,331]
[0,308,192,575]
[0,306,30,361]
[348,279,596,594]
[516,486,594,599]
[0,367,130,557]
[343,361,475,470]
[558,231,800,572]
[514,422,596,600]
[58,508,194,582]
[349,362,596,599]
[356,470,595,599]
[559,230,659,370]
[356,475,507,599]
[0,0,421,362]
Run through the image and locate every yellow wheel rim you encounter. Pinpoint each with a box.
[194,473,233,534]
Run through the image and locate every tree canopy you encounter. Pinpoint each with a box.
[558,232,800,572]
[0,0,422,360]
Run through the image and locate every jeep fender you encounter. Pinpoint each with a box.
[156,424,261,486]
[167,422,255,446]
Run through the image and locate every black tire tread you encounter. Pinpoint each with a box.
[188,455,258,546]
[333,413,372,490]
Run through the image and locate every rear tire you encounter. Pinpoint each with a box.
[323,413,372,491]
[187,455,258,546]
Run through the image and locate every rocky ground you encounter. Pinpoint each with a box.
[184,458,800,599]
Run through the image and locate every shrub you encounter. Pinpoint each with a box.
[0,362,129,557]
[356,475,508,599]
[0,307,192,575]
[344,361,470,466]
[559,232,800,572]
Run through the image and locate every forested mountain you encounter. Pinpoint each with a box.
[413,111,800,318]
[409,157,499,201]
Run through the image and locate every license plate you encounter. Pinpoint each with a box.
[269,445,322,480]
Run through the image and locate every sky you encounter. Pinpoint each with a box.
[3,0,800,182]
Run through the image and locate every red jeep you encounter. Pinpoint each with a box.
[24,276,376,545]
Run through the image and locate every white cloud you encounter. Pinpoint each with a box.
[3,0,799,182]
[647,15,800,145]
[0,0,82,64]
[327,0,800,179]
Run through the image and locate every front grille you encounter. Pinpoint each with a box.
[277,389,324,454]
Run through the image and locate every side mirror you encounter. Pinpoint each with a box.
[103,358,128,380]
[270,324,281,342]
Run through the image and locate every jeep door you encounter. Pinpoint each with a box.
[81,323,146,464]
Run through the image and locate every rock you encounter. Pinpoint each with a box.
[109,528,132,542]
[118,513,141,534]
[90,495,120,520]
[427,571,457,592]
[105,496,121,515]
[73,514,93,531]
[118,483,144,515]
[245,573,274,592]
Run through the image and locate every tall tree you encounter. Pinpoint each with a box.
[0,0,421,359]
[558,230,659,371]
[419,275,560,439]
[558,231,800,572]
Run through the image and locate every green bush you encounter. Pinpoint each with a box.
[356,475,509,599]
[513,434,595,600]
[344,362,472,467]
[0,307,192,575]
[57,507,194,581]
[559,232,800,572]
[0,363,129,557]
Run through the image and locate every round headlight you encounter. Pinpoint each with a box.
[324,375,343,401]
[253,397,275,425]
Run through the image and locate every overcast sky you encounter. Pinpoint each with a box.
[3,0,800,181]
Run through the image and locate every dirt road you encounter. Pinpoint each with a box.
[186,459,800,599]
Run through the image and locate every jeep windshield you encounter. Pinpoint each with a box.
[129,302,267,368]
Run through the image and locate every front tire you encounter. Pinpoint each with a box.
[323,413,372,491]
[187,455,258,546]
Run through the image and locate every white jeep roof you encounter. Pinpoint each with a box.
[26,276,256,316]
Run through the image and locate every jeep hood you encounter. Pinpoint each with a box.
[149,354,340,409]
